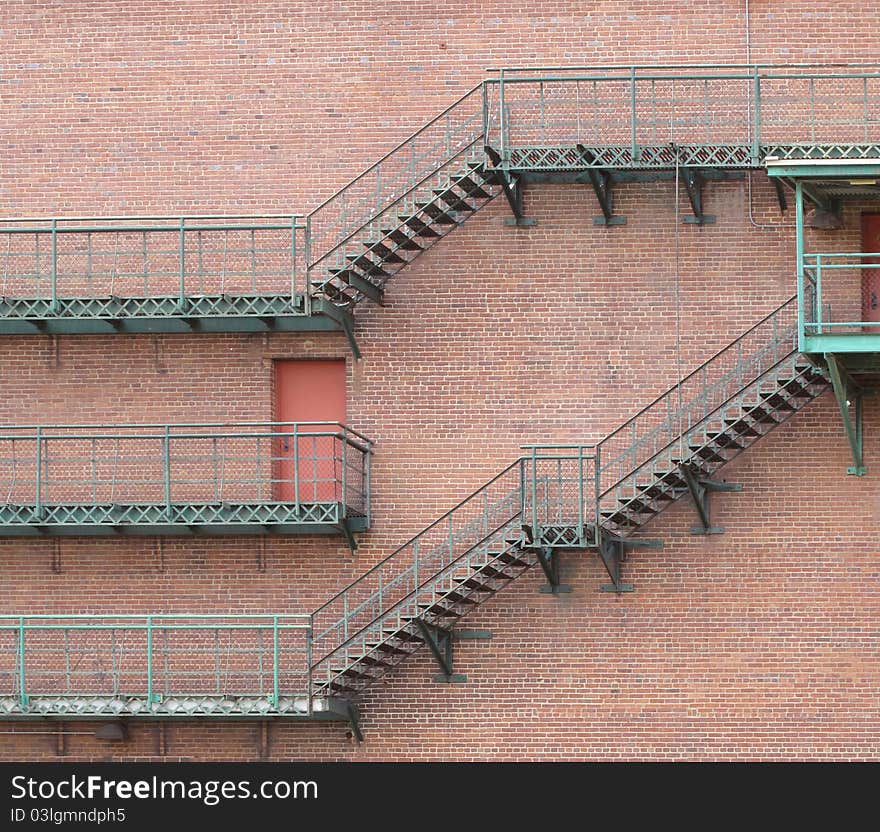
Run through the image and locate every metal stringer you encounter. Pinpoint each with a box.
[679,462,743,535]
[415,619,467,684]
[826,353,866,475]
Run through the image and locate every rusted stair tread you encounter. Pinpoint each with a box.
[362,240,407,263]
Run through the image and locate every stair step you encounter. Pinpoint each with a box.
[433,188,478,212]
[379,228,424,250]
[345,253,393,275]
[414,202,458,224]
[706,432,746,449]
[362,240,407,264]
[759,390,796,410]
[451,174,493,198]
[688,444,728,462]
[363,642,409,655]
[723,417,761,437]
[397,215,443,236]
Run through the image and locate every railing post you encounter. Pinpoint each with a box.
[292,424,300,515]
[795,180,805,352]
[816,255,823,335]
[499,68,507,162]
[306,616,313,717]
[272,615,280,708]
[178,217,186,308]
[290,216,297,306]
[752,65,762,164]
[481,80,489,145]
[34,427,42,520]
[50,219,58,312]
[163,426,172,519]
[630,66,638,161]
[304,216,313,316]
[413,539,419,593]
[342,592,348,643]
[18,617,27,708]
[530,447,538,535]
[594,446,602,543]
[364,442,371,526]
[577,446,585,539]
[341,430,348,516]
[146,616,154,705]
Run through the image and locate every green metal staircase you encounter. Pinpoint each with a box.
[304,85,500,309]
[307,297,828,698]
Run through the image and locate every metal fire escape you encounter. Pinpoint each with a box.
[2,65,878,733]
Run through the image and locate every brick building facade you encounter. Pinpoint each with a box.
[0,2,878,760]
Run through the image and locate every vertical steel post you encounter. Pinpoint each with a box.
[816,254,823,335]
[752,66,762,164]
[577,446,585,539]
[304,216,313,316]
[413,539,419,593]
[499,68,507,162]
[481,80,489,145]
[795,181,805,352]
[290,216,297,305]
[163,426,172,519]
[292,424,300,516]
[306,616,313,717]
[630,66,638,160]
[146,616,154,704]
[272,616,279,708]
[178,218,186,307]
[365,442,371,526]
[35,427,42,520]
[50,219,58,311]
[341,431,347,516]
[594,446,602,544]
[18,617,27,707]
[530,446,538,536]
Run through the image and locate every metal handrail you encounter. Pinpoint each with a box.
[305,84,485,218]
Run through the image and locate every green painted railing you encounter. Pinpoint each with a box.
[0,214,307,315]
[485,63,880,168]
[800,251,880,336]
[0,614,313,716]
[0,421,372,523]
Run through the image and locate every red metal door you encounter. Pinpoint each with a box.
[861,214,880,326]
[274,360,346,502]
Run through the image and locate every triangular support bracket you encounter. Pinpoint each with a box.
[598,534,663,593]
[826,353,867,475]
[678,462,743,535]
[415,619,467,684]
[576,144,626,226]
[536,547,572,594]
[678,163,716,225]
[485,145,537,227]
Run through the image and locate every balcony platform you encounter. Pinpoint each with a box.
[0,294,349,336]
[0,502,368,537]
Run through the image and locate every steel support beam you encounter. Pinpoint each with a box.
[680,168,716,224]
[536,547,572,594]
[678,462,743,535]
[598,534,663,593]
[772,178,788,213]
[347,703,364,743]
[577,144,626,225]
[485,146,536,227]
[415,619,467,683]
[826,353,866,475]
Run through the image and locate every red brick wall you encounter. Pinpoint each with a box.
[1,2,878,760]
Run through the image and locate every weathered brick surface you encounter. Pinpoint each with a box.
[0,2,878,760]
